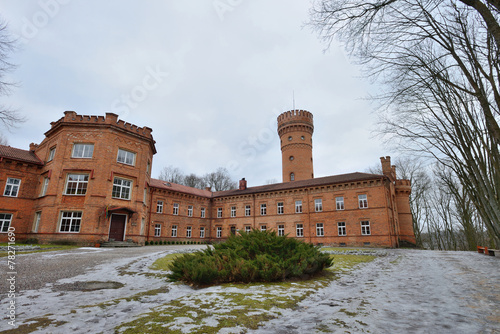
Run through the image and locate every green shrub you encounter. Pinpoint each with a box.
[22,238,39,244]
[167,229,333,286]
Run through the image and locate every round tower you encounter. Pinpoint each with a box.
[277,109,314,182]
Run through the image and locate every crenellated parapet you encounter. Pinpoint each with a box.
[47,111,154,140]
[277,110,314,137]
[395,179,411,195]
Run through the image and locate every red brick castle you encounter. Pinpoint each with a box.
[0,110,415,247]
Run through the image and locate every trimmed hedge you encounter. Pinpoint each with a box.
[167,229,333,286]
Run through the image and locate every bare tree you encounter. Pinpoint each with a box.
[158,165,185,184]
[204,167,237,191]
[0,19,23,129]
[184,173,206,189]
[309,0,500,247]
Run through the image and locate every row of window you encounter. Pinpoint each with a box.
[153,221,372,238]
[0,212,83,233]
[156,201,207,217]
[49,144,140,166]
[217,195,368,218]
[153,195,369,219]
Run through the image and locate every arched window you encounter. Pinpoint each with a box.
[290,173,295,181]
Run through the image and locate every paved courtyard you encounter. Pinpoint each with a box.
[0,246,499,333]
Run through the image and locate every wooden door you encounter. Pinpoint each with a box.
[109,214,126,241]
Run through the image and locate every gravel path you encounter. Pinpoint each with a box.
[1,247,499,333]
[249,249,500,334]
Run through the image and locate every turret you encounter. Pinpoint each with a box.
[277,110,314,182]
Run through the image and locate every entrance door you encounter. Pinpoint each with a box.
[109,214,126,241]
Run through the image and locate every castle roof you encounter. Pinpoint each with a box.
[151,172,386,199]
[150,178,213,198]
[0,145,44,165]
[213,172,386,198]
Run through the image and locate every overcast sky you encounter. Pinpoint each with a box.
[0,0,394,186]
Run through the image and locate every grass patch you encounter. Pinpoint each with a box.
[115,278,331,334]
[0,243,80,257]
[329,254,376,272]
[150,253,185,271]
[0,316,66,334]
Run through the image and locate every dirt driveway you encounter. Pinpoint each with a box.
[0,246,499,333]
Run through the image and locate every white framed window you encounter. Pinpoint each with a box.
[65,174,88,195]
[245,226,251,233]
[260,204,267,216]
[201,207,206,218]
[59,211,82,233]
[4,178,21,197]
[48,146,56,162]
[315,199,323,212]
[156,201,163,213]
[336,197,345,210]
[295,200,302,213]
[112,177,132,200]
[361,221,371,235]
[33,212,41,232]
[278,224,285,236]
[338,222,346,236]
[277,202,284,215]
[154,224,161,237]
[171,225,177,237]
[200,227,205,238]
[245,205,251,216]
[359,194,368,209]
[217,208,222,218]
[0,213,13,233]
[296,224,304,237]
[216,226,222,238]
[316,223,324,236]
[260,225,267,232]
[140,218,145,235]
[117,148,136,166]
[188,205,193,217]
[186,226,192,238]
[173,203,179,215]
[72,143,94,158]
[40,177,49,196]
[231,206,236,217]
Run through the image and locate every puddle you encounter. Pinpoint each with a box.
[54,281,125,292]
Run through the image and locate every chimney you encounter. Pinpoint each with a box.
[380,156,396,181]
[205,186,212,192]
[239,178,247,190]
[29,143,38,152]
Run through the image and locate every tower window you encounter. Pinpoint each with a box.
[289,156,294,161]
[290,173,295,181]
[301,136,305,140]
[288,136,292,141]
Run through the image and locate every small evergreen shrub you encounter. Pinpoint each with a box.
[167,230,333,286]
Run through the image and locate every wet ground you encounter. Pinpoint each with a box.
[0,246,499,333]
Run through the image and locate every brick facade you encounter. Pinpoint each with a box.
[0,110,416,247]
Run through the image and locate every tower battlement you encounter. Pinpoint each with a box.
[277,109,314,182]
[47,111,154,139]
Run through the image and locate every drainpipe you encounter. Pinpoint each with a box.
[147,187,155,243]
[306,188,312,244]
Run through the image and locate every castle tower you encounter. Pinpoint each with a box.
[277,110,314,182]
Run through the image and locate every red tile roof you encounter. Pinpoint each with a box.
[213,172,386,198]
[150,178,213,198]
[0,145,44,165]
[150,172,386,199]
